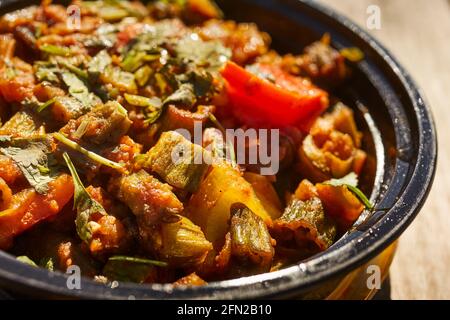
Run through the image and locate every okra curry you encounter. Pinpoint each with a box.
[0,0,372,286]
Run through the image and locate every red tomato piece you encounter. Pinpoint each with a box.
[221,61,329,131]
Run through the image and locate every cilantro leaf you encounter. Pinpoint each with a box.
[0,137,59,194]
[175,36,231,72]
[163,83,196,108]
[61,71,99,108]
[40,44,74,57]
[0,135,12,143]
[325,172,359,188]
[36,97,56,113]
[121,51,159,72]
[54,133,125,172]
[88,50,112,81]
[145,82,199,124]
[108,256,168,267]
[177,71,214,99]
[346,185,374,210]
[324,172,373,210]
[62,152,107,242]
[59,61,88,80]
[124,93,162,110]
[103,256,167,283]
[34,62,61,84]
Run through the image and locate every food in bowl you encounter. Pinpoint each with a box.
[0,0,372,286]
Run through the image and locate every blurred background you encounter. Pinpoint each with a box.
[321,0,449,299]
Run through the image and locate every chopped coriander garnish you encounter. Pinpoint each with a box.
[40,44,74,57]
[324,172,374,210]
[54,132,125,172]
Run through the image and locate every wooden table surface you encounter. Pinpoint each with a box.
[320,0,450,300]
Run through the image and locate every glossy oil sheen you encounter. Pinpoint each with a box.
[0,0,437,299]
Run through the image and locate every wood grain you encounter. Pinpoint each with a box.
[320,0,450,300]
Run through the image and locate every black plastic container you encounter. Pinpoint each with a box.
[0,0,437,299]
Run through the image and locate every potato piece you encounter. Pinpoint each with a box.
[186,161,272,247]
[244,172,282,219]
